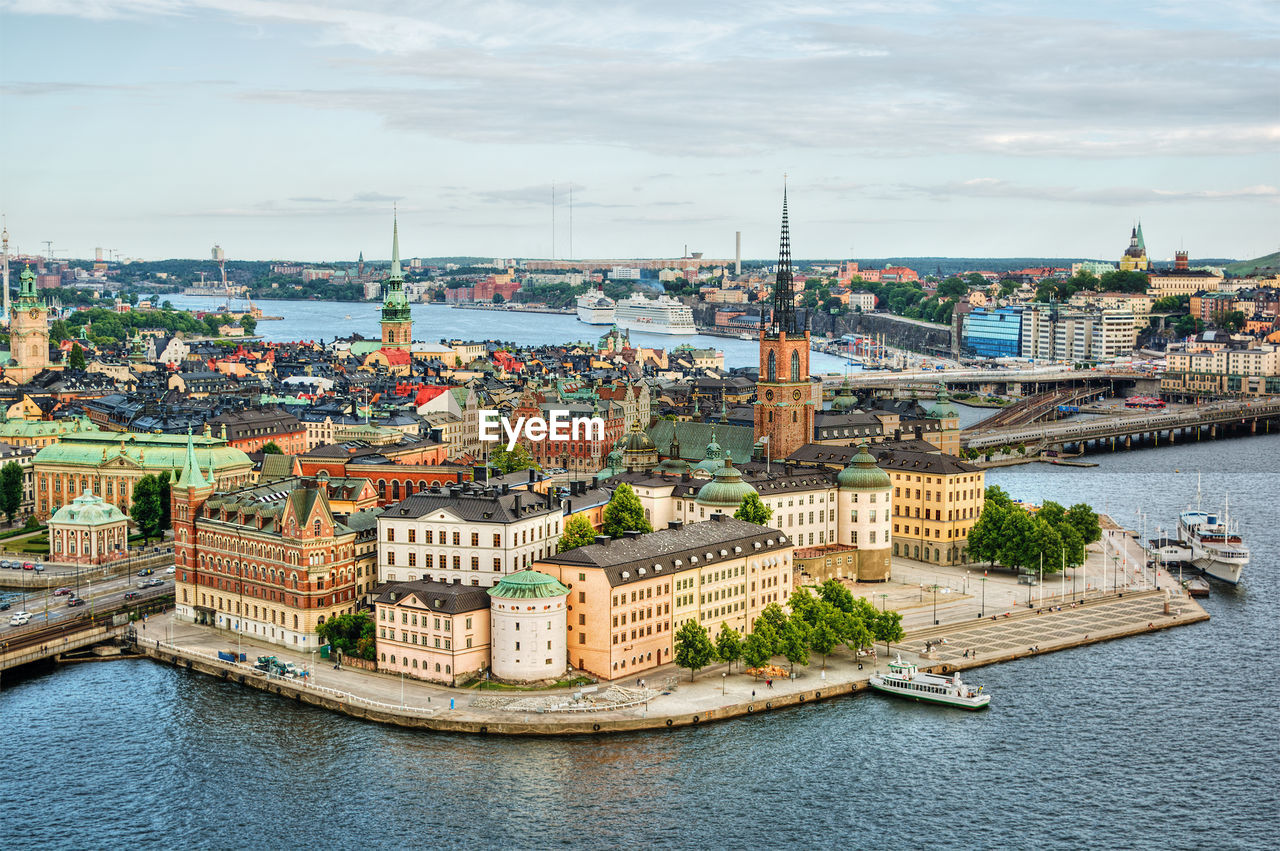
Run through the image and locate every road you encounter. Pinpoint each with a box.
[0,566,174,633]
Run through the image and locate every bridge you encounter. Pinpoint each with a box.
[967,387,1104,432]
[0,590,172,675]
[962,398,1280,452]
[818,367,1160,398]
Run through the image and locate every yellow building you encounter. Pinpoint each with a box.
[882,448,985,565]
[1119,223,1149,272]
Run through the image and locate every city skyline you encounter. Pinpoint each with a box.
[1,0,1276,262]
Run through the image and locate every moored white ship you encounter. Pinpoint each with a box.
[576,286,616,325]
[1177,479,1248,585]
[869,655,990,710]
[613,293,695,335]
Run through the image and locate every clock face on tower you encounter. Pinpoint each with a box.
[28,308,39,319]
[793,389,802,400]
[764,389,774,401]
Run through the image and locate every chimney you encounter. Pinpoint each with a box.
[711,512,727,522]
[593,535,611,546]
[528,468,536,483]
[623,530,642,539]
[667,520,684,531]
[455,471,464,484]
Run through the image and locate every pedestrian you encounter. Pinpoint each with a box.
[752,690,756,699]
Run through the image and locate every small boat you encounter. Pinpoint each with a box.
[1184,577,1210,598]
[869,655,990,710]
[344,314,352,320]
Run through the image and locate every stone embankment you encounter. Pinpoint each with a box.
[136,587,1206,736]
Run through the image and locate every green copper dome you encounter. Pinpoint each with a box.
[837,442,890,491]
[623,419,656,452]
[695,454,757,508]
[487,569,570,600]
[926,388,959,421]
[51,491,127,527]
[831,378,858,411]
[693,426,727,473]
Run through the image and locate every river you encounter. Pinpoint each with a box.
[164,295,858,374]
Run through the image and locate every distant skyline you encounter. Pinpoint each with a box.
[1,1,1276,263]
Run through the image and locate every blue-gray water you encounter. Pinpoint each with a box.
[166,295,858,374]
[5,311,1279,847]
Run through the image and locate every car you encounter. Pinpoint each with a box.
[33,564,43,573]
[0,601,10,611]
[137,568,154,577]
[9,612,31,626]
[144,578,165,588]
[0,560,12,569]
[164,566,176,575]
[67,597,86,607]
[21,562,35,571]
[54,587,72,596]
[123,591,140,601]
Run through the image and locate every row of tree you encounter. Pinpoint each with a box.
[967,486,1101,573]
[673,580,905,680]
[557,485,779,553]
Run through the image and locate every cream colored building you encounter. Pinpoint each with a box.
[374,580,491,685]
[377,484,562,588]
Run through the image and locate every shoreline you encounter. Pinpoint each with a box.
[133,587,1207,736]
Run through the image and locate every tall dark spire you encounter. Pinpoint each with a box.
[769,183,796,336]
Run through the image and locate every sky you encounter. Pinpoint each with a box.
[1,0,1277,263]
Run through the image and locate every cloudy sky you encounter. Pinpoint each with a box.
[1,0,1276,262]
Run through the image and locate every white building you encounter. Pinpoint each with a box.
[377,484,562,589]
[487,569,570,682]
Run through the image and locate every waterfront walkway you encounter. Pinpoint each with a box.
[136,584,1207,735]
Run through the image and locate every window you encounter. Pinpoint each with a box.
[493,533,501,547]
[471,532,479,547]
[408,529,416,543]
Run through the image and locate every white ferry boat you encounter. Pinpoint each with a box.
[613,293,696,335]
[576,286,616,325]
[1178,497,1248,585]
[869,655,990,710]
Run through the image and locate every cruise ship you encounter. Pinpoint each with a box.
[612,293,696,335]
[576,286,616,325]
[1178,491,1249,585]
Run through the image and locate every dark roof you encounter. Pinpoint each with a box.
[374,580,490,614]
[873,447,979,475]
[543,517,789,587]
[381,485,558,524]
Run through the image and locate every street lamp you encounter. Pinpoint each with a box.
[879,593,888,612]
[931,582,939,626]
[980,577,987,618]
[721,671,727,695]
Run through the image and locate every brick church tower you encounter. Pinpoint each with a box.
[172,430,215,625]
[754,187,813,460]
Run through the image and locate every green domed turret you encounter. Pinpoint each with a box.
[488,569,570,600]
[693,426,727,474]
[831,378,858,411]
[927,388,959,421]
[695,453,756,508]
[837,442,890,491]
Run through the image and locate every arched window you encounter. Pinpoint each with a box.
[791,350,801,381]
[392,481,400,500]
[767,350,776,383]
[313,519,321,536]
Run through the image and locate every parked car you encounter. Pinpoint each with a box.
[0,560,13,569]
[21,562,35,571]
[0,601,10,611]
[123,591,140,601]
[137,568,154,577]
[164,566,176,575]
[9,612,31,626]
[67,597,86,608]
[54,587,72,596]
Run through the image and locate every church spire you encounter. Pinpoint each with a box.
[768,180,796,336]
[389,207,403,283]
[177,428,207,488]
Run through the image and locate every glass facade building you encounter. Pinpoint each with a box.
[962,307,1024,358]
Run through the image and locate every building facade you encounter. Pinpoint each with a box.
[374,580,491,685]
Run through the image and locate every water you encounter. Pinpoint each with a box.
[4,433,1276,848]
[164,295,856,373]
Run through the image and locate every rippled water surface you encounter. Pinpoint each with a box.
[2,434,1277,849]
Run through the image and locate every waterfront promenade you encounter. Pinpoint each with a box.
[137,580,1207,736]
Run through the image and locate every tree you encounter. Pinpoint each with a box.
[601,482,653,538]
[130,474,163,544]
[778,615,811,674]
[967,500,1007,566]
[715,623,743,673]
[809,614,839,668]
[239,314,258,335]
[261,441,283,455]
[871,609,904,655]
[742,629,773,674]
[67,342,87,370]
[491,292,505,305]
[757,602,788,634]
[0,462,23,525]
[316,611,376,660]
[558,514,597,552]
[674,620,716,681]
[733,492,773,525]
[1065,503,1101,545]
[488,443,538,474]
[818,578,855,613]
[157,470,172,531]
[937,276,968,300]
